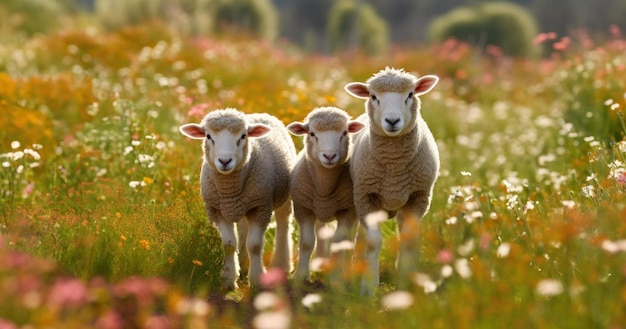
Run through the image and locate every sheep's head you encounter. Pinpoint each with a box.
[287,107,365,169]
[179,108,272,174]
[344,68,438,137]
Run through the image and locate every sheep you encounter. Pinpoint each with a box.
[179,108,296,290]
[286,107,365,285]
[344,67,440,296]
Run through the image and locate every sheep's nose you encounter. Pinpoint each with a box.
[385,118,401,127]
[323,153,337,162]
[218,158,232,166]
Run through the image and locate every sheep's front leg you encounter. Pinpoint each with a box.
[329,214,357,288]
[237,219,249,280]
[216,220,239,290]
[270,200,293,273]
[396,210,421,290]
[360,209,388,296]
[245,217,267,287]
[293,207,316,282]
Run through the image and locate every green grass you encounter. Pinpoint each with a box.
[1,21,626,328]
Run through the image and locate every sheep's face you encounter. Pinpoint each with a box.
[288,119,365,169]
[345,74,439,137]
[179,120,272,174]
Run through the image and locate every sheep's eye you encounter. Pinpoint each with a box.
[309,132,316,138]
[371,94,377,101]
[240,134,247,140]
[408,92,414,99]
[342,130,348,136]
[206,134,212,140]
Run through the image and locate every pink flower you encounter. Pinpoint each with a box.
[48,278,88,308]
[187,103,210,118]
[260,268,287,288]
[437,249,454,264]
[617,172,626,185]
[22,182,34,198]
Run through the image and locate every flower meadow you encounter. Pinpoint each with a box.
[1,22,626,328]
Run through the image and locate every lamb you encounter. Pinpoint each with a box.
[344,67,440,296]
[286,107,365,284]
[179,108,296,290]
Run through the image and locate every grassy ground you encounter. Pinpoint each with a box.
[1,22,626,328]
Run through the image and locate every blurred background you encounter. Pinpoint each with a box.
[1,0,625,57]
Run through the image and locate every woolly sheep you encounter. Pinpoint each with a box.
[287,107,365,284]
[344,67,440,296]
[179,108,296,290]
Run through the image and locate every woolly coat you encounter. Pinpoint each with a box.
[349,69,440,219]
[200,111,296,227]
[289,108,357,222]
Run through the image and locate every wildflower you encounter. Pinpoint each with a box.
[364,210,387,229]
[536,279,564,297]
[11,141,20,149]
[413,273,437,294]
[188,103,210,118]
[139,240,150,250]
[252,310,291,329]
[316,224,335,240]
[192,259,203,266]
[22,182,35,198]
[143,177,154,185]
[301,293,322,309]
[260,267,286,289]
[437,249,453,264]
[581,185,595,198]
[617,172,626,186]
[460,171,472,176]
[441,265,453,278]
[175,297,210,316]
[457,239,474,256]
[601,239,626,254]
[381,290,414,310]
[497,243,511,258]
[561,200,576,209]
[454,258,472,279]
[48,278,88,308]
[254,292,280,311]
[330,240,354,253]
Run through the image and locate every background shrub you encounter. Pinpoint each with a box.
[0,0,67,36]
[327,0,389,55]
[428,2,539,57]
[214,0,278,40]
[95,0,277,39]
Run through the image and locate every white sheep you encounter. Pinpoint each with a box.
[179,108,296,290]
[286,107,365,284]
[344,67,440,296]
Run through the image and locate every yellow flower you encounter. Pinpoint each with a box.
[143,177,154,185]
[192,259,203,266]
[139,239,150,250]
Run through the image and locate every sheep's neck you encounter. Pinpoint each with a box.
[370,125,420,164]
[308,159,344,197]
[213,156,253,198]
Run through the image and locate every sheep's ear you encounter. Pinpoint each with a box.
[286,122,309,136]
[414,75,439,96]
[347,121,366,134]
[344,82,371,99]
[247,124,272,138]
[179,124,206,140]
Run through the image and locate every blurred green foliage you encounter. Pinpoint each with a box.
[94,0,277,39]
[428,2,539,57]
[327,0,389,55]
[0,0,66,36]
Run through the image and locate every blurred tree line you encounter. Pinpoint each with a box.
[1,0,625,56]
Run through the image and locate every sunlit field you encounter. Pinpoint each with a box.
[1,22,626,328]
